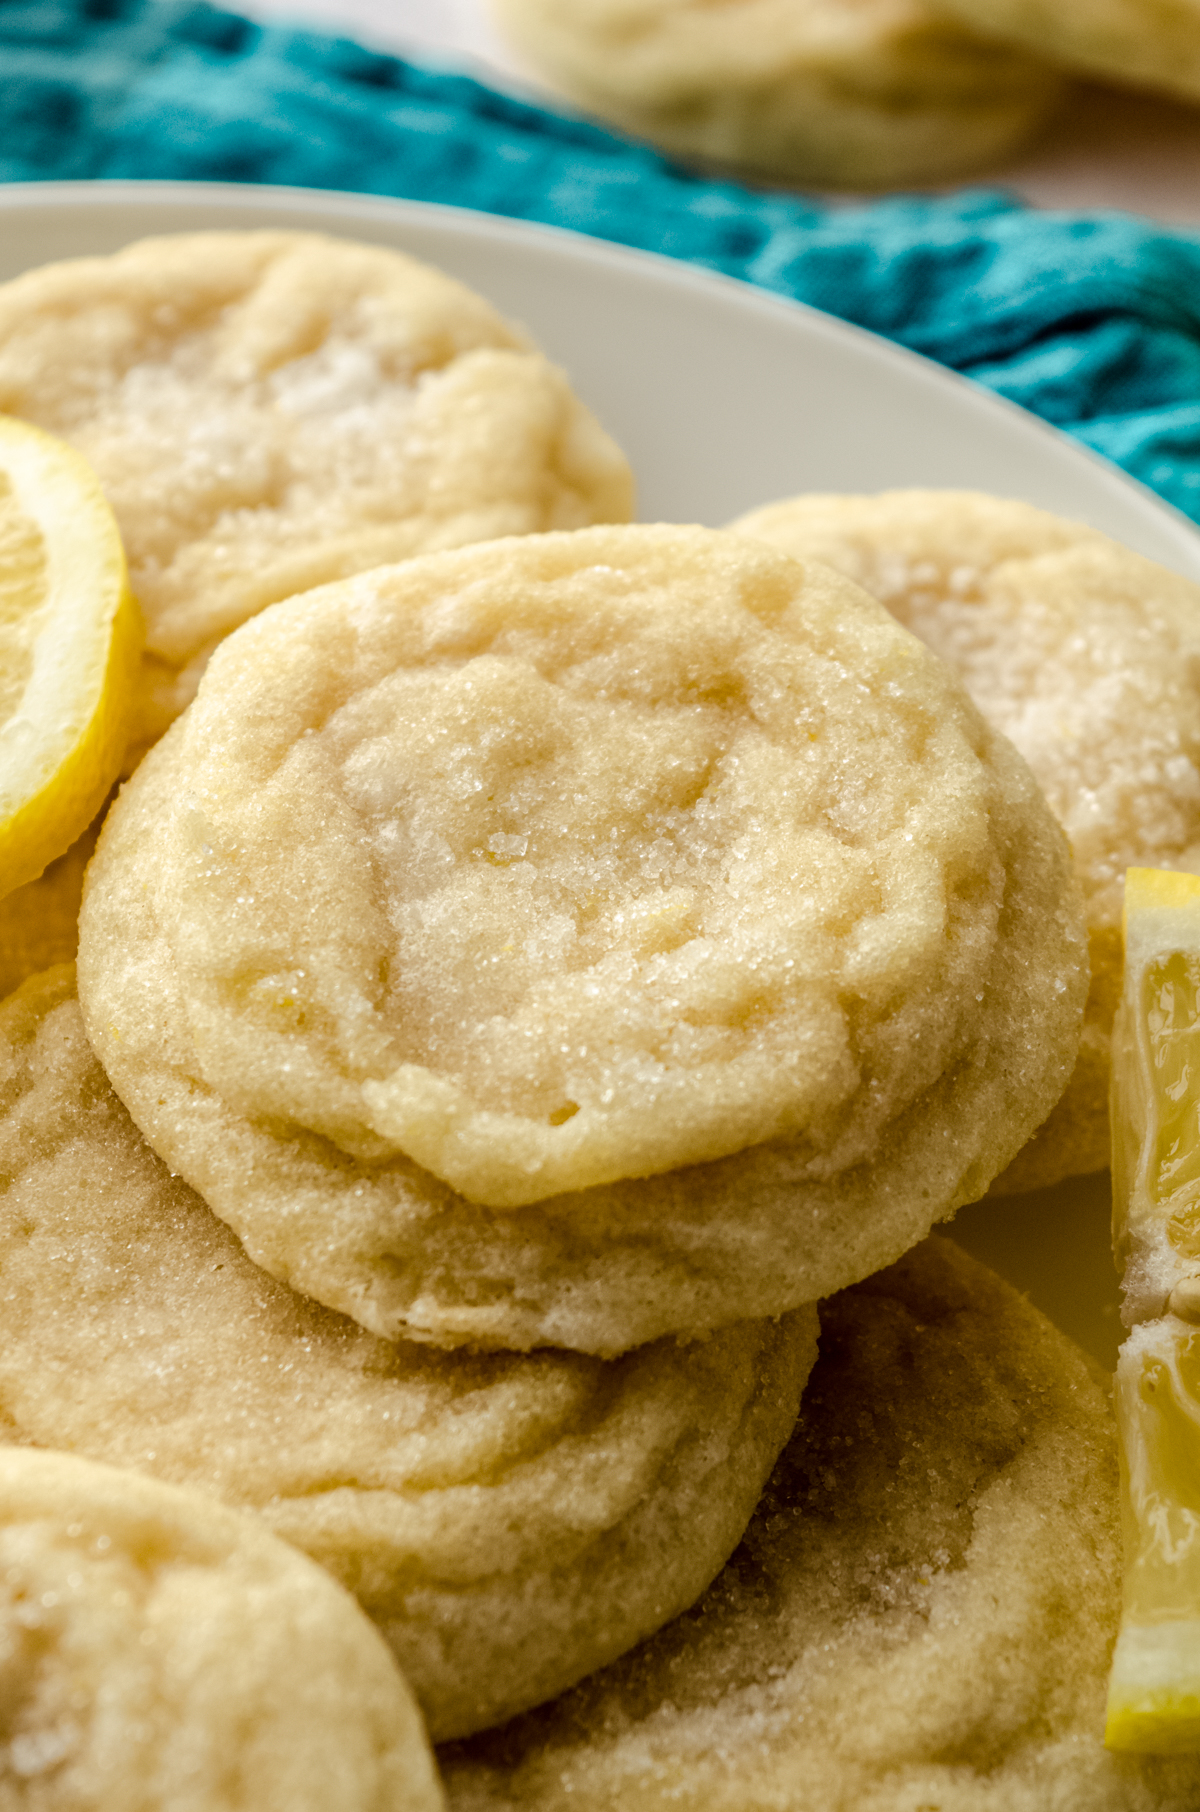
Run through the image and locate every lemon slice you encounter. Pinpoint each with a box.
[1107,865,1200,1752]
[0,415,141,900]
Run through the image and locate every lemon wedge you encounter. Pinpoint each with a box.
[1107,865,1200,1751]
[0,415,140,901]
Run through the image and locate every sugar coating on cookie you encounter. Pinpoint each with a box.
[937,0,1200,102]
[492,0,1064,189]
[78,523,1087,1353]
[0,230,633,753]
[0,966,816,1742]
[443,1239,1200,1812]
[732,490,1200,1193]
[82,522,1077,1203]
[0,1444,443,1812]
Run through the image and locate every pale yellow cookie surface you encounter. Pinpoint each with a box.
[77,524,1087,1354]
[0,1444,443,1812]
[491,0,1064,188]
[937,0,1200,102]
[0,231,633,757]
[0,966,816,1743]
[443,1239,1200,1812]
[732,490,1200,1193]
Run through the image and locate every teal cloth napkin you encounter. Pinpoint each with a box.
[2,0,1200,524]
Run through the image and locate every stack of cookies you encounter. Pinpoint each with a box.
[2,229,1200,1809]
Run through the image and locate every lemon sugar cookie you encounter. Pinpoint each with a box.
[0,230,633,759]
[732,489,1200,1194]
[0,1445,444,1812]
[936,0,1200,104]
[442,1240,1200,1812]
[0,965,816,1742]
[78,525,1087,1354]
[491,0,1065,189]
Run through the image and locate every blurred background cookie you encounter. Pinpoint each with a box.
[731,490,1200,1193]
[442,1239,1200,1810]
[936,0,1200,104]
[488,0,1067,187]
[77,525,1087,1354]
[0,230,634,762]
[0,1444,444,1812]
[0,965,816,1742]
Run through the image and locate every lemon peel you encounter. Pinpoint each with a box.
[1108,865,1200,1751]
[0,414,140,899]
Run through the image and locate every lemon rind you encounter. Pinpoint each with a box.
[0,417,142,898]
[1124,866,1200,929]
[1108,1622,1200,1753]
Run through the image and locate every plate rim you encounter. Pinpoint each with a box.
[1,175,1197,570]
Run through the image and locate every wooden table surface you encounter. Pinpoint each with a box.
[236,0,1200,227]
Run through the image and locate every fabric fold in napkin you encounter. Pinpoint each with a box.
[1,0,1199,522]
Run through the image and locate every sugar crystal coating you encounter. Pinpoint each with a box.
[0,230,633,755]
[732,490,1200,1192]
[442,1240,1200,1812]
[0,1445,443,1812]
[0,966,816,1741]
[78,525,1087,1353]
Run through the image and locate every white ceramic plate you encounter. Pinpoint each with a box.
[2,178,1174,1363]
[4,181,1200,577]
